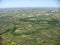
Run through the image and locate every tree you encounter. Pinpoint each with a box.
[0,36,3,45]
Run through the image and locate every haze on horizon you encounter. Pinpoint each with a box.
[0,0,60,8]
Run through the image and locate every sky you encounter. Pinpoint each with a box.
[0,0,60,8]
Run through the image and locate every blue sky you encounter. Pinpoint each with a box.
[0,0,60,8]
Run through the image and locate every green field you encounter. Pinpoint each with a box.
[0,8,60,45]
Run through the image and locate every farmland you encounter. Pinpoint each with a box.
[0,8,60,45]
